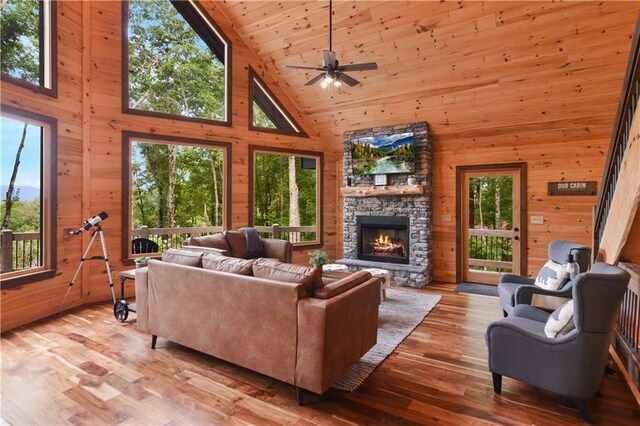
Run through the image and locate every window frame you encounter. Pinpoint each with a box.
[0,104,58,289]
[248,145,323,249]
[0,0,58,97]
[248,67,308,137]
[121,131,232,262]
[121,0,232,126]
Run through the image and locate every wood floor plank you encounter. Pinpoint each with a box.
[2,283,639,425]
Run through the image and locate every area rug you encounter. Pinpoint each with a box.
[332,289,441,391]
[454,282,499,297]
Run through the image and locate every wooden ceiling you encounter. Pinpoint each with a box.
[219,1,639,152]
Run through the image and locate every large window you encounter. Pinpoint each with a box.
[124,0,230,124]
[250,146,322,246]
[0,105,57,287]
[249,67,306,136]
[0,0,56,95]
[123,133,230,258]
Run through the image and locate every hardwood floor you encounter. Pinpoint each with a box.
[2,283,638,425]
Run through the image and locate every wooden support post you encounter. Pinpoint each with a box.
[1,229,13,273]
[140,226,150,239]
[272,224,281,240]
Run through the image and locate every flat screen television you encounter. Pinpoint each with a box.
[351,132,415,175]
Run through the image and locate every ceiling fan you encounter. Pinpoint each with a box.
[284,0,378,88]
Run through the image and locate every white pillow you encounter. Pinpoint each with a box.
[534,260,569,290]
[544,300,575,338]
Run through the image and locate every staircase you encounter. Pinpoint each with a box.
[593,13,640,402]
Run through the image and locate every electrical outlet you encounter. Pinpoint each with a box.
[441,214,451,222]
[531,216,544,225]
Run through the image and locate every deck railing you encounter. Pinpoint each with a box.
[0,229,42,273]
[132,225,224,252]
[131,224,318,253]
[468,228,513,273]
[255,225,317,243]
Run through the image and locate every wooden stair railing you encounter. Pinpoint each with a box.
[593,13,640,404]
[593,14,640,262]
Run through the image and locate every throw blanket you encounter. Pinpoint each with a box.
[240,227,264,258]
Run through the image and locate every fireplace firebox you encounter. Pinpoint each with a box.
[357,216,410,264]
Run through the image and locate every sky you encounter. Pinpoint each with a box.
[1,116,42,189]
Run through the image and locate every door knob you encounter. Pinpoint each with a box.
[514,227,519,232]
[514,236,520,241]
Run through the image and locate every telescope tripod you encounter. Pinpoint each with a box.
[59,223,117,312]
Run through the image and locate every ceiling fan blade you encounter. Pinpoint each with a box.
[337,62,379,72]
[284,65,323,70]
[322,50,336,68]
[305,73,326,86]
[338,72,360,86]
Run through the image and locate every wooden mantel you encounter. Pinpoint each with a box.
[341,185,425,197]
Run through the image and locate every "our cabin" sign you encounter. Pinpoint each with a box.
[547,181,597,196]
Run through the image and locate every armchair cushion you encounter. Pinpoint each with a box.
[512,304,552,323]
[498,282,523,313]
[534,260,569,290]
[544,300,575,338]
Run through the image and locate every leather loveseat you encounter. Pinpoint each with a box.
[135,249,381,404]
[183,230,292,263]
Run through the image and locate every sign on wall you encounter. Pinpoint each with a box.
[547,181,597,196]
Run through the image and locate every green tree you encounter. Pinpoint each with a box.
[0,0,41,84]
[254,153,317,242]
[128,0,225,121]
[253,102,277,129]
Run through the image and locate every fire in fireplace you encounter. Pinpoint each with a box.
[357,216,410,264]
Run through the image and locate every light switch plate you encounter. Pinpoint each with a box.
[531,216,544,224]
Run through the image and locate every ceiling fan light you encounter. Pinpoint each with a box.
[323,75,334,84]
[333,79,342,87]
[320,80,329,88]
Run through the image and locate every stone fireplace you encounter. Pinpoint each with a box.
[337,122,432,288]
[357,216,410,264]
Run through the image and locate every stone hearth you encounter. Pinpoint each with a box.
[337,122,432,288]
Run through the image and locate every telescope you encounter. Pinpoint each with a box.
[71,211,108,235]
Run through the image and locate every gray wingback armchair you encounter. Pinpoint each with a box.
[486,262,630,421]
[498,240,590,316]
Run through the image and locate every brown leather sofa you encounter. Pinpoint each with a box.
[135,251,380,404]
[183,230,292,263]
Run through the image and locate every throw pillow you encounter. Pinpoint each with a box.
[534,260,569,291]
[184,233,230,253]
[224,230,249,259]
[252,258,322,297]
[202,253,254,275]
[544,300,575,338]
[161,248,203,268]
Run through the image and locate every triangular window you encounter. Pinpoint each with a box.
[125,0,230,124]
[250,67,306,136]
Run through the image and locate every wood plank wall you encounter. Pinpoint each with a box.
[0,0,338,331]
[221,1,640,283]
